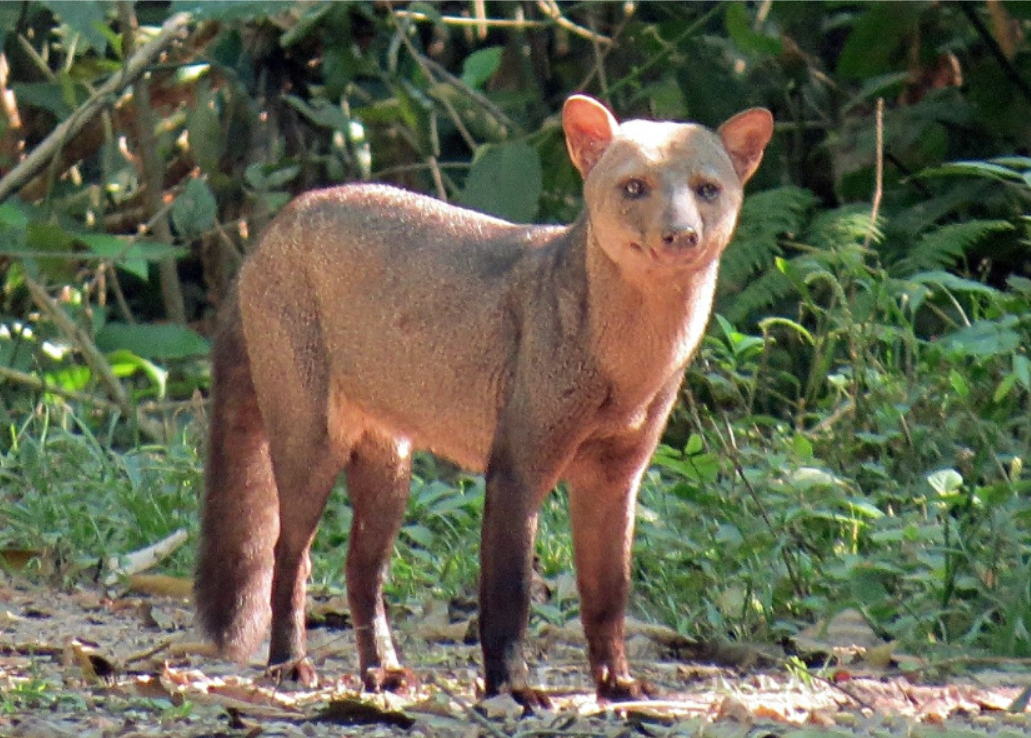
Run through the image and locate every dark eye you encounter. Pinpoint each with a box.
[696,182,721,202]
[622,179,648,199]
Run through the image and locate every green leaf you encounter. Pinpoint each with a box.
[282,94,350,130]
[461,47,503,90]
[949,368,969,399]
[837,4,920,80]
[96,323,210,360]
[0,201,29,229]
[169,1,292,22]
[894,220,1012,275]
[927,468,963,496]
[994,373,1017,404]
[791,434,813,460]
[280,3,333,47]
[921,160,1026,184]
[1014,354,1031,389]
[912,270,999,297]
[186,84,223,175]
[11,83,78,119]
[107,349,168,398]
[458,142,542,223]
[77,234,185,281]
[44,1,110,55]
[245,162,301,191]
[46,365,91,393]
[171,178,218,240]
[684,434,704,455]
[936,317,1021,359]
[724,2,781,56]
[845,498,883,519]
[401,523,435,547]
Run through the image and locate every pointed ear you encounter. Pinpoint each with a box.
[718,108,774,184]
[563,95,619,179]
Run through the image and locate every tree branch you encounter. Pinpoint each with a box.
[0,11,191,205]
[961,3,1031,107]
[22,274,165,441]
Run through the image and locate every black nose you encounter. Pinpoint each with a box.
[661,227,699,250]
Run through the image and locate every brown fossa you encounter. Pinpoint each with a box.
[195,94,773,705]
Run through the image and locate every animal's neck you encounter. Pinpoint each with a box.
[581,223,720,397]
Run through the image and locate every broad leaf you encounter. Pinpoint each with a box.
[935,318,1021,358]
[96,323,210,360]
[171,178,218,240]
[458,142,542,223]
[461,47,503,90]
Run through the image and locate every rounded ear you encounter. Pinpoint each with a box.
[563,95,619,179]
[717,108,774,184]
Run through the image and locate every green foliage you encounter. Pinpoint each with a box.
[0,413,201,576]
[718,186,817,322]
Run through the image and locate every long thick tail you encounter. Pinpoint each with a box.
[195,287,278,662]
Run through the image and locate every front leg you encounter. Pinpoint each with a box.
[566,448,647,701]
[565,381,681,701]
[478,391,588,708]
[479,448,548,706]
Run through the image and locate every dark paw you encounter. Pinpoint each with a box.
[268,657,319,689]
[596,674,656,703]
[362,666,418,694]
[481,682,553,712]
[509,686,553,711]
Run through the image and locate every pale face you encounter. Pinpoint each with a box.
[582,120,745,278]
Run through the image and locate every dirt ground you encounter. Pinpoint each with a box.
[2,577,1030,737]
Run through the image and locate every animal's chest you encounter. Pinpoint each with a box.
[589,367,685,443]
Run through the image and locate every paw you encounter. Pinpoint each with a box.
[508,686,553,711]
[268,657,319,689]
[595,674,656,702]
[362,666,418,694]
[481,682,553,712]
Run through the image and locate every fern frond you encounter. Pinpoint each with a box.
[720,257,795,323]
[807,204,882,250]
[720,186,815,295]
[891,219,1013,276]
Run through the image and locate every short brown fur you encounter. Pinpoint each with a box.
[195,95,773,704]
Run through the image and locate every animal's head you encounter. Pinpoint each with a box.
[563,95,773,277]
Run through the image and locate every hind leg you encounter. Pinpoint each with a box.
[265,434,340,687]
[345,432,412,691]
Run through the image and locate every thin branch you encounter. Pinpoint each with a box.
[960,3,1031,107]
[398,36,521,136]
[23,275,130,412]
[585,7,609,98]
[22,274,165,441]
[575,3,635,95]
[720,416,808,601]
[535,0,612,47]
[605,4,722,98]
[393,9,549,31]
[862,98,884,251]
[0,364,121,412]
[104,261,137,324]
[0,12,192,204]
